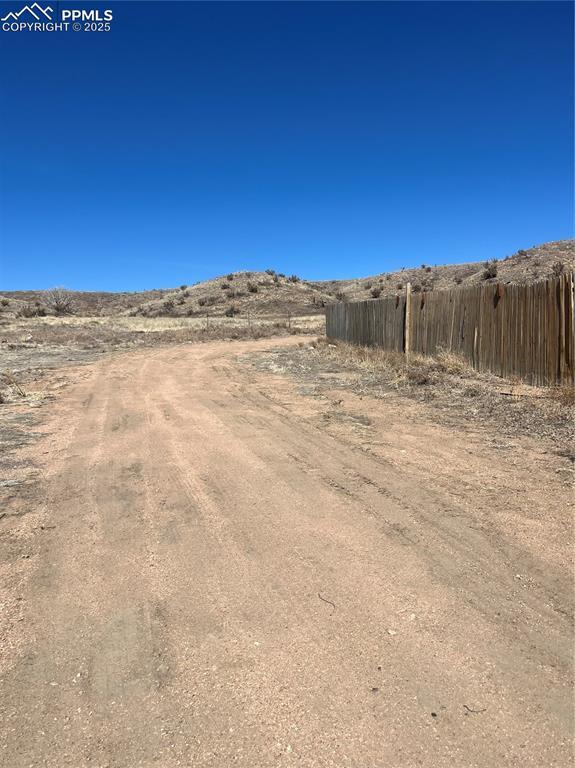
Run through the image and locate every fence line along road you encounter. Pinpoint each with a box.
[325,272,574,386]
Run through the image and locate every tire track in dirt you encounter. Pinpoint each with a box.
[0,339,572,768]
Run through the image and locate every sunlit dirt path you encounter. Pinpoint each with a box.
[1,338,572,767]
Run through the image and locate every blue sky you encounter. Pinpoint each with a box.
[0,1,573,291]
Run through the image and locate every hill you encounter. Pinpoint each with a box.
[130,271,332,319]
[316,239,575,302]
[0,289,170,317]
[1,240,572,319]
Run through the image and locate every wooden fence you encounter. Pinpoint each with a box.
[325,273,574,386]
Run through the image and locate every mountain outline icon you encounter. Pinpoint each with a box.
[1,3,53,21]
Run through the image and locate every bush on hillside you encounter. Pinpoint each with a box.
[482,260,498,280]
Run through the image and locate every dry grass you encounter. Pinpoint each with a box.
[3,313,324,336]
[312,339,472,386]
[549,383,575,408]
[295,338,574,447]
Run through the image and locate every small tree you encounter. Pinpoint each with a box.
[45,287,74,315]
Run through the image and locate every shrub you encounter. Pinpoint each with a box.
[412,284,422,293]
[265,268,276,276]
[221,282,230,290]
[454,276,463,285]
[425,266,432,273]
[226,273,234,281]
[288,274,300,283]
[365,282,372,290]
[396,283,403,290]
[482,260,498,280]
[180,284,187,291]
[162,299,175,314]
[0,299,8,306]
[247,282,258,293]
[552,261,565,277]
[199,295,221,307]
[335,291,346,301]
[370,287,382,298]
[225,305,240,317]
[44,287,74,315]
[278,273,286,278]
[19,304,39,317]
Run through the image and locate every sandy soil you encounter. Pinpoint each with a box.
[0,337,572,767]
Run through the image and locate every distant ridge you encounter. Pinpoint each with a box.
[1,240,573,318]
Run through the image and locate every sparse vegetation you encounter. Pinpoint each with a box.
[247,282,259,293]
[370,287,382,298]
[482,260,498,280]
[18,304,46,317]
[1,240,570,323]
[162,299,175,314]
[45,287,75,315]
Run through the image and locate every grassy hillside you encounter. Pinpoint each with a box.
[130,271,332,319]
[316,239,575,301]
[1,240,572,319]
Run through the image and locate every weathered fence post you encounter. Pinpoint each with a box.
[404,282,412,363]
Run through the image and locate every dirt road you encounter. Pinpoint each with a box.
[1,339,572,767]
